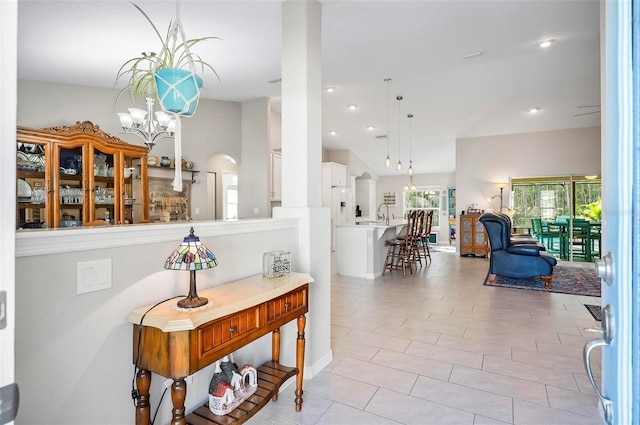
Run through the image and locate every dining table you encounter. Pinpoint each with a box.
[546,220,601,261]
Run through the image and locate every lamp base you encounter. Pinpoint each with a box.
[177,296,209,309]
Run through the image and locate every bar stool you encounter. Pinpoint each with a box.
[382,211,419,277]
[418,210,433,265]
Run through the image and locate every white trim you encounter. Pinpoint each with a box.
[15,218,299,257]
[305,349,334,379]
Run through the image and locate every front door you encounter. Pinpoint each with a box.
[583,1,639,423]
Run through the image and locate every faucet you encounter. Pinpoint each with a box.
[377,203,390,225]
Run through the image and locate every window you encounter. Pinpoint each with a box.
[511,176,601,228]
[222,172,238,220]
[403,186,441,227]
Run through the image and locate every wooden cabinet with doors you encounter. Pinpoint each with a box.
[459,213,488,256]
[16,121,149,229]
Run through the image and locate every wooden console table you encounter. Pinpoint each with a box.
[125,272,313,425]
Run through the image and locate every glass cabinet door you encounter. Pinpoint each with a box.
[56,144,86,227]
[17,141,48,229]
[122,153,144,224]
[91,147,116,225]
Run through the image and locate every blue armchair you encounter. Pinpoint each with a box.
[479,212,557,289]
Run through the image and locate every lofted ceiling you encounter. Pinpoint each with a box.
[17,0,601,177]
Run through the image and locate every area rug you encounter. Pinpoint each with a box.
[584,304,602,321]
[483,263,601,296]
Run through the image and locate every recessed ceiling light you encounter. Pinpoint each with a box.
[367,125,375,131]
[329,130,337,136]
[326,87,335,93]
[528,107,541,113]
[348,104,358,111]
[462,51,484,60]
[539,39,554,48]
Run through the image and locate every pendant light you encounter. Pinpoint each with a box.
[407,113,414,176]
[384,78,392,167]
[396,95,403,171]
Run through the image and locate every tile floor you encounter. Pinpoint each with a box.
[249,248,603,424]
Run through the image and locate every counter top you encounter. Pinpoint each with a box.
[337,221,405,229]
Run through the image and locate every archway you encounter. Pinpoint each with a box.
[207,153,239,220]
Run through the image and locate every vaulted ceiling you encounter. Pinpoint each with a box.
[17,0,601,176]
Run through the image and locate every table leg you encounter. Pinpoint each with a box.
[135,368,151,425]
[171,378,187,425]
[295,314,306,412]
[272,328,281,401]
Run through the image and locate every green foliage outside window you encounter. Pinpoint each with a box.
[511,180,601,228]
[580,197,602,221]
[404,188,441,227]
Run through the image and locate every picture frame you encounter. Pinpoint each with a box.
[148,177,191,221]
[383,192,397,206]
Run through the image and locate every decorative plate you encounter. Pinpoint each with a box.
[18,179,32,198]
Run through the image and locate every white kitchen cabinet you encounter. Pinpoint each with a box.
[355,178,377,221]
[322,162,348,207]
[270,152,282,201]
[323,162,347,187]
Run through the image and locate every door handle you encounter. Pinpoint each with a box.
[582,304,614,424]
[595,252,614,285]
[583,338,613,424]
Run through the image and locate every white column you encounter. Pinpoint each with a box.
[274,0,332,377]
[281,0,323,208]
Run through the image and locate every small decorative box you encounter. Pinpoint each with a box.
[263,251,291,278]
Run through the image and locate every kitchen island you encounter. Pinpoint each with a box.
[334,221,406,279]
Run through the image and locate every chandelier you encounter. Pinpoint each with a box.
[117,96,176,151]
[403,175,417,191]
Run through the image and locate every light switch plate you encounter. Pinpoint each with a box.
[77,259,112,295]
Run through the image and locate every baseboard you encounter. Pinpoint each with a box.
[305,349,334,379]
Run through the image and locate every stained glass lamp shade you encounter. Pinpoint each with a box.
[165,227,217,308]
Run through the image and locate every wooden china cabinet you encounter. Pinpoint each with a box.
[16,121,149,229]
[459,213,488,257]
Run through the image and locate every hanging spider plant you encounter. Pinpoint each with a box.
[115,2,220,105]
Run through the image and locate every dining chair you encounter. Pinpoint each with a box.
[589,222,602,259]
[564,219,592,261]
[531,218,561,253]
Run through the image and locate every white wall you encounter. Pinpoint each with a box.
[270,106,282,151]
[239,98,271,218]
[327,149,380,185]
[376,172,456,244]
[14,80,332,424]
[15,220,300,424]
[17,80,242,221]
[456,126,601,245]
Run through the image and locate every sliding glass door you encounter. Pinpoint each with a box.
[511,176,602,261]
